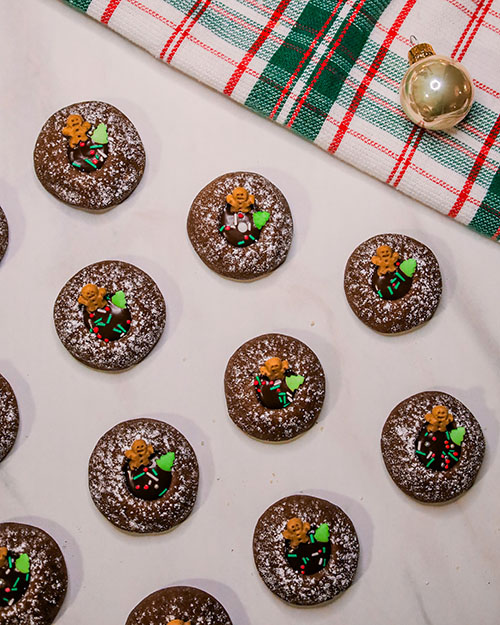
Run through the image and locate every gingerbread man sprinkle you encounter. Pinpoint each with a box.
[226,187,255,213]
[425,405,454,432]
[167,621,191,625]
[371,245,399,276]
[62,114,91,149]
[282,517,311,549]
[0,547,7,568]
[78,284,107,313]
[124,439,154,470]
[259,357,289,381]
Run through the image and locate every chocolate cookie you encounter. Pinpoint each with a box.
[344,234,442,334]
[187,172,293,280]
[53,260,166,371]
[0,522,67,625]
[253,495,359,605]
[126,586,233,625]
[34,101,145,211]
[224,334,325,442]
[89,418,199,533]
[0,207,8,263]
[0,375,19,463]
[381,391,485,503]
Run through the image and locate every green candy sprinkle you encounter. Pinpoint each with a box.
[285,375,305,392]
[91,123,108,144]
[314,523,330,543]
[253,211,270,229]
[156,452,175,472]
[111,291,127,309]
[450,427,466,446]
[15,553,30,574]
[400,258,417,277]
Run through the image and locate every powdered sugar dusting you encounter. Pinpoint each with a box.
[126,586,232,625]
[0,374,19,462]
[187,172,293,280]
[253,495,359,605]
[89,419,199,533]
[344,234,442,334]
[0,523,67,625]
[33,101,145,211]
[224,334,325,441]
[53,260,166,371]
[381,391,485,503]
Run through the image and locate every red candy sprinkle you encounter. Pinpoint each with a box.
[97,334,102,339]
[225,226,230,231]
[104,338,109,343]
[144,467,148,472]
[244,235,249,240]
[89,313,94,318]
[93,327,98,333]
[92,158,98,164]
[135,485,140,490]
[144,485,149,490]
[432,437,437,441]
[90,150,95,156]
[5,588,10,593]
[126,320,131,324]
[79,141,85,147]
[238,213,243,218]
[105,307,110,312]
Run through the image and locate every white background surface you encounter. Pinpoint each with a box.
[1,2,500,624]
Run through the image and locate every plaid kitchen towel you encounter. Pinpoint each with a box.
[62,0,500,241]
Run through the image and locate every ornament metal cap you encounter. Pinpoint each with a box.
[408,42,435,64]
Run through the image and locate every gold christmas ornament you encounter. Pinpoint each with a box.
[400,38,474,130]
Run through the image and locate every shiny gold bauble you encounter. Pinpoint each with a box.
[400,42,474,130]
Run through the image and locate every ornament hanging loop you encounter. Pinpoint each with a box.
[409,35,418,46]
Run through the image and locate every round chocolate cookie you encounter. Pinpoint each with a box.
[89,418,199,533]
[53,260,166,371]
[0,207,8,263]
[381,391,485,503]
[187,172,293,280]
[126,586,233,625]
[224,334,325,442]
[0,522,67,625]
[344,233,442,334]
[34,101,145,211]
[0,375,19,463]
[253,495,359,605]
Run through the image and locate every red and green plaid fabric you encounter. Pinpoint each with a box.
[62,0,500,241]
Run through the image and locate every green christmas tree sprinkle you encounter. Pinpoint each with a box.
[111,291,127,309]
[314,523,330,542]
[156,452,175,472]
[91,123,108,144]
[253,211,270,230]
[285,375,305,392]
[400,258,417,277]
[450,427,466,446]
[15,554,30,574]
